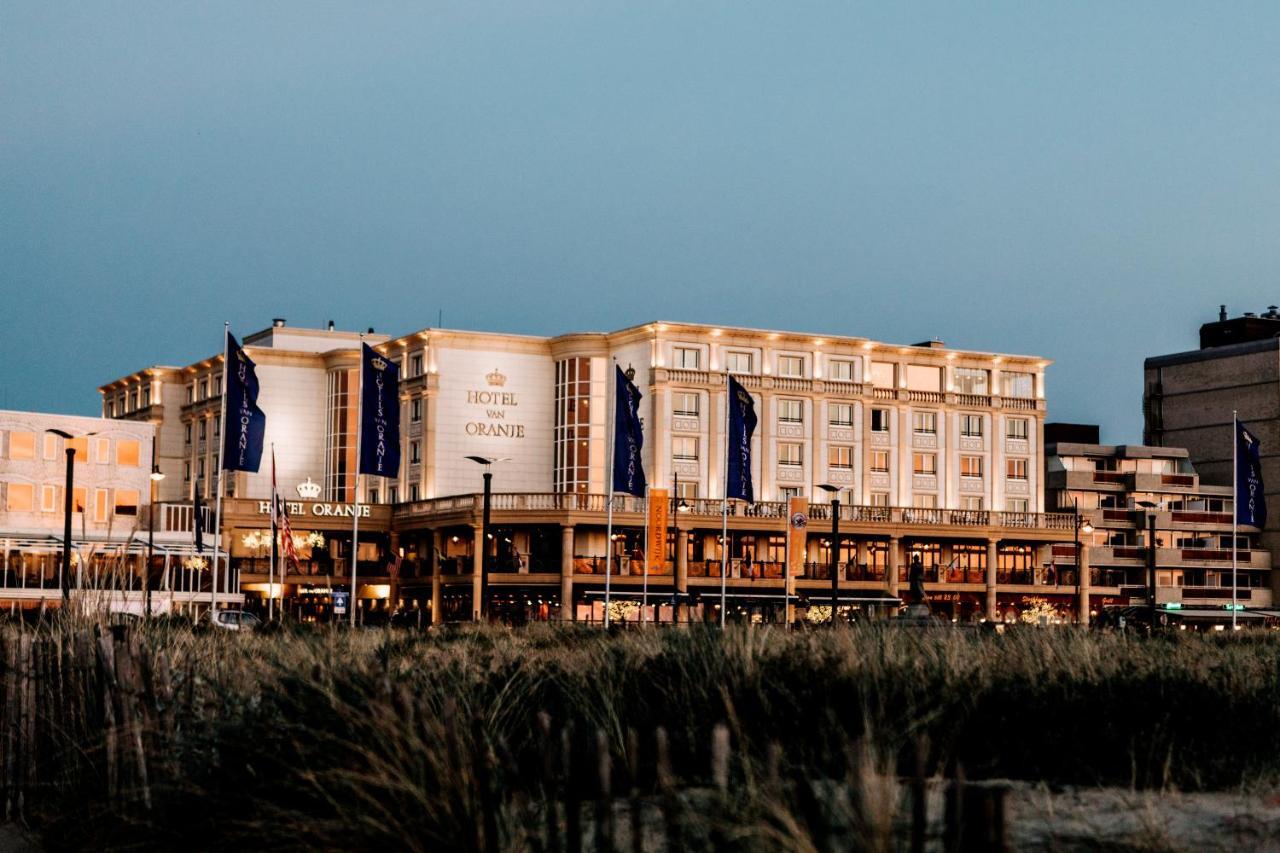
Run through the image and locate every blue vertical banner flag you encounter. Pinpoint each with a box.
[725,375,758,502]
[359,343,401,476]
[611,365,647,496]
[221,332,266,472]
[1236,420,1267,528]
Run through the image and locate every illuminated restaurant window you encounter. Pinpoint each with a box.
[554,358,591,493]
[7,432,35,460]
[5,483,34,512]
[114,489,140,517]
[116,440,140,467]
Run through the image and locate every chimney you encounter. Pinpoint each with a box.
[272,318,286,328]
[1219,304,1228,322]
[327,320,335,331]
[367,327,375,334]
[1266,306,1280,319]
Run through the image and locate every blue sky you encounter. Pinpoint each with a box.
[3,2,1279,442]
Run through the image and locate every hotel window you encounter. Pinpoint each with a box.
[114,489,140,517]
[73,487,86,514]
[7,432,35,460]
[94,438,110,464]
[960,414,983,437]
[778,399,803,423]
[43,434,57,460]
[388,486,398,504]
[912,411,937,434]
[725,351,753,374]
[554,358,592,493]
[870,450,889,472]
[829,403,853,427]
[410,353,424,377]
[368,488,379,505]
[953,368,989,395]
[326,367,358,502]
[141,387,150,407]
[184,424,192,445]
[41,485,58,513]
[67,436,88,461]
[677,480,699,500]
[777,355,804,378]
[129,390,138,411]
[960,455,983,478]
[870,408,890,433]
[673,347,701,370]
[1007,498,1029,513]
[116,440,140,467]
[214,418,219,437]
[673,437,699,461]
[827,359,855,382]
[870,361,896,388]
[1007,458,1028,480]
[186,385,194,404]
[5,483,34,512]
[410,441,421,464]
[779,486,802,500]
[94,489,109,523]
[906,365,941,392]
[107,401,115,417]
[410,398,422,423]
[199,421,207,441]
[828,445,853,469]
[1006,418,1029,440]
[1001,372,1033,398]
[212,374,221,396]
[198,459,206,480]
[673,392,699,416]
[870,492,889,507]
[410,484,420,502]
[778,442,803,467]
[198,379,208,401]
[184,462,191,482]
[961,496,984,510]
[913,494,937,509]
[913,453,936,475]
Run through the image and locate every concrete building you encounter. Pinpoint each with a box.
[101,318,1076,624]
[1045,424,1272,623]
[1144,305,1280,596]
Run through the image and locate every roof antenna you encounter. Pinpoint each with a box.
[438,308,443,328]
[1219,304,1227,322]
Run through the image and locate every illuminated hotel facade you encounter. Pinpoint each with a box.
[100,318,1081,624]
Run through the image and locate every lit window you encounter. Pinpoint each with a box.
[41,485,58,513]
[673,437,699,460]
[94,489,109,522]
[829,403,853,427]
[778,399,803,423]
[870,450,889,473]
[1002,372,1033,399]
[960,414,983,437]
[871,362,896,387]
[673,393,699,416]
[778,442,803,467]
[953,368,989,395]
[67,437,88,461]
[677,480,699,500]
[778,355,804,378]
[5,483,34,512]
[912,411,937,434]
[43,434,58,460]
[828,360,855,382]
[73,487,86,513]
[961,456,983,478]
[116,440,140,467]
[114,490,140,516]
[7,432,35,460]
[906,365,941,392]
[94,438,110,464]
[673,347,700,370]
[828,446,853,469]
[1007,458,1028,480]
[725,352,753,374]
[913,453,936,475]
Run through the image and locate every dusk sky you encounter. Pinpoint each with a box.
[4,2,1279,442]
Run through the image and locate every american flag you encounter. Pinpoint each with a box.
[271,449,301,575]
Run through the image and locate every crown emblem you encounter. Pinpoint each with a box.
[370,356,388,372]
[296,477,322,499]
[486,368,507,387]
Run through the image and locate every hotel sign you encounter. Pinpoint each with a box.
[465,368,526,439]
[257,501,371,518]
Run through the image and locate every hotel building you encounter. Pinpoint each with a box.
[99,318,1077,623]
[1045,424,1272,623]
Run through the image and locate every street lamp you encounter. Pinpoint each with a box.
[1138,500,1159,629]
[1073,498,1093,624]
[45,429,96,608]
[817,484,841,626]
[146,438,165,618]
[465,455,510,621]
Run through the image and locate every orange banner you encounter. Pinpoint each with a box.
[647,489,670,573]
[786,497,809,582]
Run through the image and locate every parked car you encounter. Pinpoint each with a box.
[202,610,263,632]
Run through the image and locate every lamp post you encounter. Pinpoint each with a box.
[1073,498,1093,625]
[818,484,840,626]
[1138,500,1158,630]
[146,435,165,618]
[466,456,510,621]
[672,472,690,620]
[45,429,96,609]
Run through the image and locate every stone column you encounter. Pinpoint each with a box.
[985,538,999,621]
[887,537,901,599]
[430,530,443,626]
[388,531,401,612]
[1077,543,1091,626]
[471,524,483,622]
[560,525,575,622]
[676,528,690,623]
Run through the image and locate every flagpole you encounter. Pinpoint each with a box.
[604,359,617,629]
[350,337,364,629]
[720,370,729,629]
[1233,410,1238,631]
[269,444,276,623]
[642,484,650,625]
[210,322,230,617]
